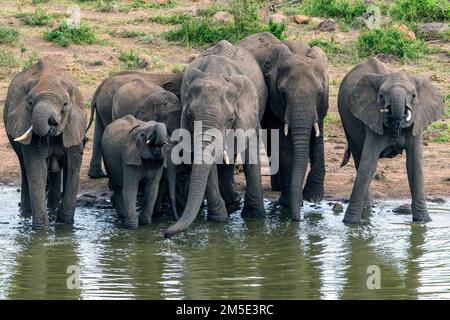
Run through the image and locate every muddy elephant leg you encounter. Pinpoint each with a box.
[343,133,383,224]
[406,135,431,222]
[47,170,61,212]
[218,163,241,207]
[56,144,83,224]
[140,167,164,225]
[88,110,107,178]
[303,121,325,203]
[241,141,266,218]
[22,144,48,229]
[278,132,293,207]
[205,165,228,222]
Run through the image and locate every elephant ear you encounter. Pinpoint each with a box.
[223,75,259,129]
[5,85,32,145]
[350,73,385,135]
[123,125,142,166]
[162,73,183,98]
[411,76,445,136]
[306,46,328,65]
[63,88,87,148]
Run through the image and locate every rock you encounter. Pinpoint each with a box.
[212,11,234,23]
[270,12,286,24]
[138,54,152,69]
[373,171,386,182]
[317,19,338,32]
[351,16,367,30]
[427,196,446,204]
[332,203,344,214]
[418,23,449,40]
[291,15,310,25]
[393,203,411,214]
[394,24,416,40]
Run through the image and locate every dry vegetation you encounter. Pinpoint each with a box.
[0,0,449,200]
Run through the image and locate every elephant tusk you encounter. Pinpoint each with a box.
[380,108,389,113]
[146,139,151,145]
[284,123,288,136]
[314,122,320,137]
[14,126,33,142]
[406,109,412,122]
[223,150,230,165]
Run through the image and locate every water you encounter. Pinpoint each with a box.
[0,187,449,300]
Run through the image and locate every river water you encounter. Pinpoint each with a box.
[0,186,449,300]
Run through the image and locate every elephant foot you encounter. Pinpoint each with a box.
[125,216,139,229]
[241,204,266,219]
[32,215,49,230]
[270,174,281,191]
[413,213,432,223]
[343,212,361,224]
[56,212,74,224]
[139,215,152,226]
[278,194,290,207]
[20,209,32,219]
[222,190,241,207]
[88,167,107,179]
[207,207,228,222]
[303,182,324,203]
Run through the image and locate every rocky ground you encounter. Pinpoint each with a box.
[0,0,449,207]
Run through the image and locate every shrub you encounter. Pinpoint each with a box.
[390,0,450,23]
[0,49,19,69]
[163,0,286,46]
[43,22,98,47]
[309,38,341,57]
[149,13,192,25]
[301,0,367,22]
[0,26,20,44]
[119,49,143,69]
[357,27,428,61]
[428,121,450,143]
[22,51,39,70]
[97,0,114,13]
[16,8,64,26]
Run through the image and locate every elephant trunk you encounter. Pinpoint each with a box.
[288,102,315,220]
[154,122,168,146]
[31,101,60,137]
[390,87,407,129]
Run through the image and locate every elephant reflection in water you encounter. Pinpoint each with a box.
[7,228,80,299]
[340,224,424,299]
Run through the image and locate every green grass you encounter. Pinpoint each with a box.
[140,34,154,44]
[119,0,177,12]
[0,49,19,69]
[309,38,341,57]
[149,13,192,25]
[43,22,98,47]
[357,26,428,61]
[16,8,65,26]
[390,0,450,23]
[22,51,39,70]
[118,49,143,69]
[428,121,450,143]
[163,0,286,46]
[309,37,359,65]
[0,26,20,44]
[301,0,367,22]
[171,63,186,73]
[324,113,342,126]
[97,0,114,13]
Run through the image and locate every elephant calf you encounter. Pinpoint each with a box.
[102,115,168,228]
[3,59,87,229]
[338,57,444,224]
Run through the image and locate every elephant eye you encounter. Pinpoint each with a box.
[26,100,33,110]
[379,94,383,99]
[412,93,416,98]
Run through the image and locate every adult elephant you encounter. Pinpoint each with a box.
[164,40,268,238]
[87,71,183,178]
[338,57,444,223]
[238,32,329,220]
[111,78,184,219]
[3,59,87,229]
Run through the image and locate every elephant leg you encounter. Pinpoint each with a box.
[218,163,241,207]
[56,144,83,224]
[111,188,126,219]
[17,153,31,218]
[343,133,383,224]
[241,142,266,218]
[122,167,140,229]
[350,147,372,210]
[278,133,293,207]
[22,145,48,229]
[406,135,430,222]
[303,121,325,203]
[205,165,228,222]
[88,110,107,178]
[140,167,164,225]
[154,177,166,215]
[47,170,61,212]
[166,161,179,220]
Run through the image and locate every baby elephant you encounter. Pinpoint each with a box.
[339,57,444,224]
[102,115,168,228]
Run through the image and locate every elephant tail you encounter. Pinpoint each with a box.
[340,146,351,167]
[84,89,99,140]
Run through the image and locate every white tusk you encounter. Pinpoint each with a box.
[146,139,151,145]
[314,122,320,137]
[406,109,412,122]
[284,123,289,136]
[14,126,33,142]
[223,150,230,165]
[380,108,389,113]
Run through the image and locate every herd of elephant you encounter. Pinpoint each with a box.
[3,32,444,237]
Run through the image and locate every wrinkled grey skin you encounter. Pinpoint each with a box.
[238,32,329,220]
[164,40,268,238]
[338,57,444,223]
[111,78,183,220]
[3,59,87,229]
[87,71,183,178]
[102,115,168,228]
